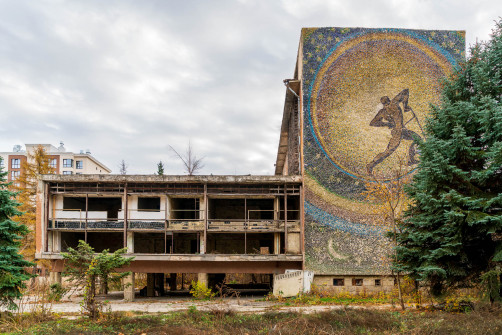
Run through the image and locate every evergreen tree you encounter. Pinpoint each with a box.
[157,161,164,175]
[0,158,34,310]
[395,21,502,298]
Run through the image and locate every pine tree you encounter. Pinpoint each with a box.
[0,158,34,310]
[395,21,502,298]
[157,161,165,175]
[13,145,54,262]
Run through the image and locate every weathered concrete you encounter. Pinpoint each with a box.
[49,272,62,286]
[198,273,208,286]
[123,273,135,302]
[287,232,301,254]
[41,174,302,184]
[313,275,395,293]
[273,270,313,297]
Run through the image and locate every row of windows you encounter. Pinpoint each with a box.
[333,278,382,286]
[5,158,84,169]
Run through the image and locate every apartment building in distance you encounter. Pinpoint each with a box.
[0,142,111,182]
[35,27,465,300]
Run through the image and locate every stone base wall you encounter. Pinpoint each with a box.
[313,275,394,294]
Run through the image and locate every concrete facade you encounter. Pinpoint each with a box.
[37,175,303,300]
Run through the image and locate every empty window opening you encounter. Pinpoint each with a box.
[246,199,274,220]
[333,278,344,286]
[209,199,245,220]
[375,279,382,286]
[206,233,275,254]
[171,198,200,220]
[278,196,300,220]
[63,197,122,220]
[60,232,123,252]
[138,197,160,211]
[61,232,85,251]
[134,232,168,254]
[352,278,363,286]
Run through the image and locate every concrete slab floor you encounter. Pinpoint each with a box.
[8,291,394,314]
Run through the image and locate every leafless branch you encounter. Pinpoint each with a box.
[169,141,204,175]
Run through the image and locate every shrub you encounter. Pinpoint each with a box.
[189,281,215,300]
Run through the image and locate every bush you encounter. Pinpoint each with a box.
[48,283,67,302]
[189,281,215,300]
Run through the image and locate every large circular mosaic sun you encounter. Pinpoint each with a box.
[308,32,453,180]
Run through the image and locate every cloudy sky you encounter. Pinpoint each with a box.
[0,0,500,175]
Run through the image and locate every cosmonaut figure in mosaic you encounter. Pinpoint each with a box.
[366,88,422,175]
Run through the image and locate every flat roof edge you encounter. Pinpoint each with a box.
[40,174,302,183]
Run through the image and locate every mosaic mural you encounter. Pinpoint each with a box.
[302,27,465,274]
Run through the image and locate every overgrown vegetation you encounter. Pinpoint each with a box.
[189,280,215,300]
[61,240,134,318]
[2,306,502,334]
[396,19,502,300]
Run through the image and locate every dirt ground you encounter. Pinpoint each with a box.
[14,291,392,314]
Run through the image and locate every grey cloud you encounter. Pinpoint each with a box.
[0,0,501,174]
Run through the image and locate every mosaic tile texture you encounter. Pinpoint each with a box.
[303,27,465,274]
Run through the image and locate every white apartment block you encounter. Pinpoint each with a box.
[0,142,111,182]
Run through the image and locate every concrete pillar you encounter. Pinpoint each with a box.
[198,273,208,287]
[123,272,135,301]
[200,237,205,255]
[49,271,62,285]
[49,231,61,252]
[170,273,177,291]
[287,232,301,254]
[155,273,165,295]
[147,273,155,297]
[127,232,134,253]
[274,232,281,254]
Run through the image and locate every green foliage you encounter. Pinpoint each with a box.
[0,158,34,310]
[395,20,502,297]
[61,240,134,318]
[48,283,67,302]
[480,267,502,303]
[189,280,215,300]
[156,161,165,175]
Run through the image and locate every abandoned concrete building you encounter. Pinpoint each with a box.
[35,27,465,299]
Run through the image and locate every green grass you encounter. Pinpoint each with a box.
[2,304,502,335]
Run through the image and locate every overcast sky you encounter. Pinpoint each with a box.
[0,0,500,175]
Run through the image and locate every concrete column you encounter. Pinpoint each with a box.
[200,238,205,255]
[49,231,62,252]
[155,273,165,295]
[170,273,177,291]
[198,273,208,287]
[123,272,135,301]
[274,233,281,254]
[287,232,301,254]
[49,271,62,285]
[147,273,155,297]
[127,232,134,253]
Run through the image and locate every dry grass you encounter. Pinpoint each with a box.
[2,303,502,335]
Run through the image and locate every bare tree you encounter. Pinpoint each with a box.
[364,155,411,310]
[169,141,204,175]
[119,160,128,175]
